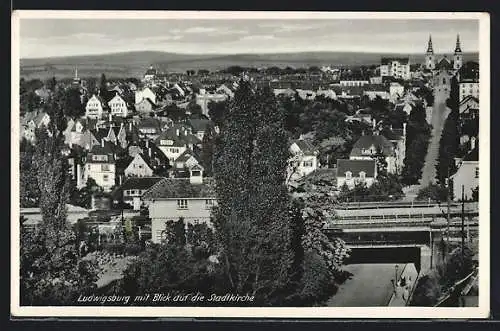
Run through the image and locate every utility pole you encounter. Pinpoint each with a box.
[446,167,451,248]
[461,185,465,262]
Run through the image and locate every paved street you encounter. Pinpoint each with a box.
[327,263,405,306]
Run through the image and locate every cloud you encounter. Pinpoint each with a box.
[135,35,184,42]
[175,26,248,36]
[239,34,276,41]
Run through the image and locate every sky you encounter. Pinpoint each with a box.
[19,18,480,58]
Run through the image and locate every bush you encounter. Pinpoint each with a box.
[124,242,143,256]
[410,271,441,306]
[416,183,449,202]
[102,242,125,255]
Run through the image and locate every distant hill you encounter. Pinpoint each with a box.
[20,51,479,80]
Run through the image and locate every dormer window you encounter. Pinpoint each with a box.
[345,171,352,180]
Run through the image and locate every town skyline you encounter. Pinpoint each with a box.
[20,18,479,59]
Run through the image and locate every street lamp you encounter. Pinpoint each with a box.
[395,265,399,287]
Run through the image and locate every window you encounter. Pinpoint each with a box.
[191,170,201,176]
[303,161,313,167]
[205,199,214,209]
[475,167,479,178]
[359,171,366,180]
[345,171,352,180]
[177,199,188,210]
[103,175,109,181]
[101,164,110,171]
[93,155,107,162]
[156,230,166,242]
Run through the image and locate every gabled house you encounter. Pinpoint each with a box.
[188,118,213,141]
[111,176,164,210]
[64,118,100,150]
[124,153,155,178]
[141,175,215,243]
[349,133,400,174]
[287,139,320,182]
[85,94,106,119]
[451,146,479,201]
[136,117,162,140]
[84,140,116,191]
[173,149,201,170]
[336,159,377,189]
[124,139,169,176]
[135,97,156,114]
[389,82,405,102]
[216,84,235,99]
[104,123,128,149]
[108,93,130,118]
[155,124,201,161]
[135,87,156,105]
[459,95,479,120]
[22,110,50,143]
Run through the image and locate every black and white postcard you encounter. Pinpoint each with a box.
[11,11,490,318]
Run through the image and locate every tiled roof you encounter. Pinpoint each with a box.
[293,139,318,155]
[175,148,200,163]
[137,117,161,129]
[142,177,216,200]
[87,143,116,163]
[336,159,376,177]
[459,95,479,106]
[119,176,164,191]
[188,119,213,132]
[350,134,395,157]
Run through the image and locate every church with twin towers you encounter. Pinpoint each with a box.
[424,34,463,71]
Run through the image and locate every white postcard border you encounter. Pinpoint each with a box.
[10,10,491,319]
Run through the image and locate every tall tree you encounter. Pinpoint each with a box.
[200,124,215,176]
[99,73,107,96]
[21,95,98,305]
[212,82,295,305]
[63,88,85,118]
[436,77,460,185]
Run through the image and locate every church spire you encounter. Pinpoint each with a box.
[74,67,78,79]
[454,34,462,53]
[426,35,434,54]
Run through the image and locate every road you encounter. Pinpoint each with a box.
[419,85,451,187]
[327,263,406,306]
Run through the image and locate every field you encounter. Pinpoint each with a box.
[20,51,479,80]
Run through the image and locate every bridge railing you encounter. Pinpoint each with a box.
[334,211,479,221]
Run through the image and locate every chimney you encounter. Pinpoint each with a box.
[176,129,180,136]
[148,147,152,158]
[403,122,407,137]
[372,118,376,130]
[109,113,112,122]
[146,140,149,148]
[129,122,132,131]
[101,139,105,147]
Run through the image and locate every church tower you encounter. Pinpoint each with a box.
[453,34,463,70]
[425,35,436,70]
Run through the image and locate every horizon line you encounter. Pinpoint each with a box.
[21,49,480,61]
